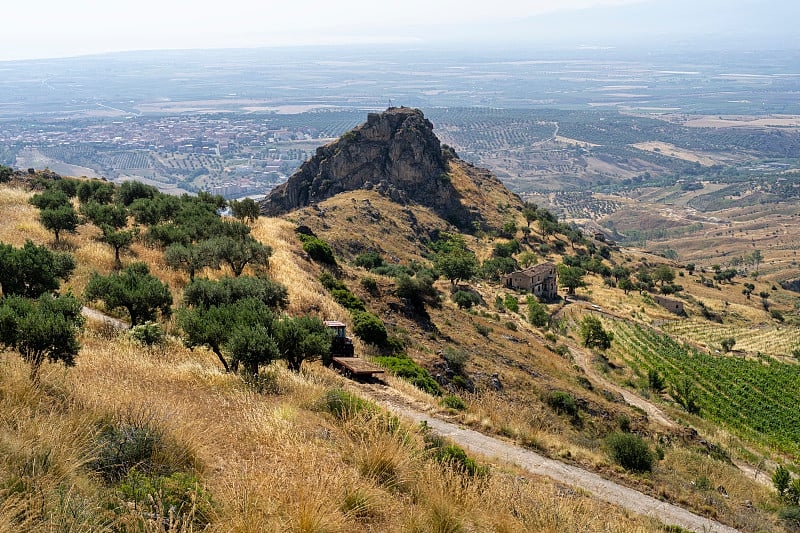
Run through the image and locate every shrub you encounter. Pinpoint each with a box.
[452,290,480,309]
[354,251,384,269]
[319,271,346,291]
[442,346,469,374]
[546,391,578,418]
[425,434,487,477]
[771,309,785,322]
[474,323,491,337]
[374,354,441,396]
[351,311,388,346]
[502,294,519,313]
[440,395,467,410]
[298,234,336,264]
[606,432,654,472]
[128,321,166,347]
[91,411,193,482]
[332,288,366,311]
[360,276,379,295]
[318,388,377,419]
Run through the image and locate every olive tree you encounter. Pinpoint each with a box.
[0,240,75,298]
[83,262,172,326]
[0,294,84,380]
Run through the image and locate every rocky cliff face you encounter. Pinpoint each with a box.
[261,108,475,227]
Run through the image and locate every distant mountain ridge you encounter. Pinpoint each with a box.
[261,107,519,230]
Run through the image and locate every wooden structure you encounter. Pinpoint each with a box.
[503,262,557,300]
[331,356,385,377]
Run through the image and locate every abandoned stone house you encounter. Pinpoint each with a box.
[654,295,685,315]
[502,262,558,300]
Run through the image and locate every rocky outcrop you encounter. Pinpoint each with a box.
[261,108,474,227]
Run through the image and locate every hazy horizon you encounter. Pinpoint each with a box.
[4,0,798,62]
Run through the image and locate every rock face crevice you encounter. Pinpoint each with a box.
[261,108,471,226]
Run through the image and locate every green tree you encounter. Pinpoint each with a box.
[522,203,538,228]
[208,235,272,277]
[557,264,586,295]
[182,276,288,311]
[0,240,75,297]
[29,189,70,211]
[116,180,158,206]
[274,315,333,371]
[579,315,613,350]
[0,293,84,380]
[229,198,260,223]
[164,241,217,282]
[76,180,115,204]
[39,203,80,243]
[527,297,549,328]
[721,337,736,353]
[618,277,635,295]
[742,282,755,300]
[84,262,172,326]
[647,368,665,392]
[652,265,675,287]
[80,201,128,229]
[227,322,278,375]
[396,273,439,311]
[435,248,477,286]
[100,225,139,268]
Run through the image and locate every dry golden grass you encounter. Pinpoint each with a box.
[0,181,787,531]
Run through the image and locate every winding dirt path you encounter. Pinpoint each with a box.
[356,382,738,533]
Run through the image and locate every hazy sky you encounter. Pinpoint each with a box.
[3,0,644,60]
[3,0,797,61]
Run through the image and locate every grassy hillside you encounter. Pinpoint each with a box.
[0,174,795,531]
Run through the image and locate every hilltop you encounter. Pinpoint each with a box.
[262,107,521,232]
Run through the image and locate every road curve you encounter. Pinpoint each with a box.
[362,386,738,533]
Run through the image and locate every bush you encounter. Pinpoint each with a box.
[442,346,469,374]
[319,271,346,291]
[474,323,491,337]
[317,388,377,419]
[771,309,785,322]
[354,251,384,269]
[606,432,654,472]
[91,411,193,483]
[425,435,487,477]
[546,391,578,418]
[452,290,480,309]
[374,354,441,396]
[298,234,336,264]
[128,321,166,347]
[360,276,379,295]
[331,288,366,311]
[351,311,388,346]
[503,294,519,313]
[440,395,467,410]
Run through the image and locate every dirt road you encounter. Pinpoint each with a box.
[358,383,738,533]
